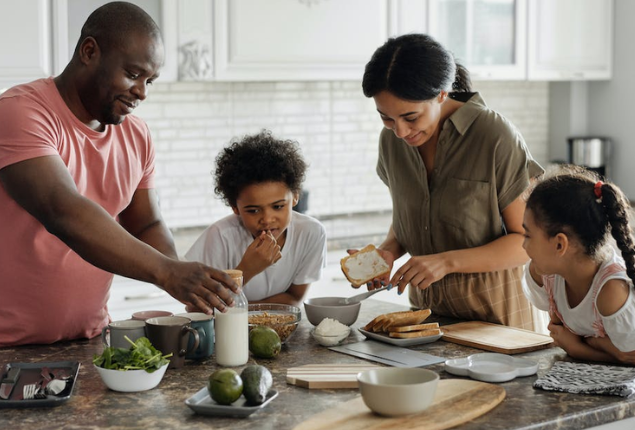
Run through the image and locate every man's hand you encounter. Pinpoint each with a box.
[161,260,238,315]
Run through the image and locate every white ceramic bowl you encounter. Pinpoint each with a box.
[95,364,168,392]
[303,297,361,326]
[357,368,439,416]
[310,327,351,346]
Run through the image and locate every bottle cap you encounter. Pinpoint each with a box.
[222,269,243,280]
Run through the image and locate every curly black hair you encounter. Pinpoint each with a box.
[526,164,635,285]
[214,130,307,207]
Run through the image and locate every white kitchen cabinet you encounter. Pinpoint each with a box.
[428,0,527,80]
[52,0,178,81]
[0,0,52,90]
[212,0,412,81]
[528,0,613,80]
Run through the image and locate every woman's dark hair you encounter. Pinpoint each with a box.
[362,33,472,101]
[214,130,307,207]
[526,165,635,284]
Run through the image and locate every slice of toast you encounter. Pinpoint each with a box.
[340,245,391,288]
[388,322,439,333]
[388,328,441,339]
[381,309,432,331]
[365,310,412,332]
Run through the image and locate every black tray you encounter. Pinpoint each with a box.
[0,361,81,408]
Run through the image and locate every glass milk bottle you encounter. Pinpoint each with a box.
[215,269,249,366]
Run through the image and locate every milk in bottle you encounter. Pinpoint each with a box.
[215,269,249,366]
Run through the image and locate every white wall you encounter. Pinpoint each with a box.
[550,0,635,200]
[134,80,549,229]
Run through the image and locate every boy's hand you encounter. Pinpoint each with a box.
[239,230,282,278]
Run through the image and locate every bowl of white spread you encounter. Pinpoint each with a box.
[311,318,351,346]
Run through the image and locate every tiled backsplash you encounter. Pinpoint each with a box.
[134,80,548,229]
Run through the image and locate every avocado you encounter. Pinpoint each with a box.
[249,325,281,359]
[240,365,273,405]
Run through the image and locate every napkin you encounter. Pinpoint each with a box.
[534,361,635,397]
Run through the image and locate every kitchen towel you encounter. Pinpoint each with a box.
[534,361,635,397]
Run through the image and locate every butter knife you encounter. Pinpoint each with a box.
[0,367,21,400]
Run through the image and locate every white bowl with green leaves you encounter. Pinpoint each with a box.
[93,336,171,392]
[95,363,168,392]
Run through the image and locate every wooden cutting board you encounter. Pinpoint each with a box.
[441,321,554,354]
[287,364,381,389]
[293,379,505,430]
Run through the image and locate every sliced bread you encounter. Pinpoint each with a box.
[340,244,391,288]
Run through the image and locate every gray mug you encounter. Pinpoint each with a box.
[101,319,147,349]
[177,312,214,360]
[145,316,200,369]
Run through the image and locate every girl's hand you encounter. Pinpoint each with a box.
[345,248,395,290]
[548,321,583,353]
[389,254,449,294]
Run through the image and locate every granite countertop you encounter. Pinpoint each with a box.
[1,300,634,430]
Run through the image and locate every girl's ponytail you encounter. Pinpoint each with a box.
[602,183,635,285]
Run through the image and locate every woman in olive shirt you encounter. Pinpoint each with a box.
[361,34,543,329]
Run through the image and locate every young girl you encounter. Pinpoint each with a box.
[522,165,635,364]
[185,130,327,307]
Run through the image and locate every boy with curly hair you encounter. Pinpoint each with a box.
[185,130,327,306]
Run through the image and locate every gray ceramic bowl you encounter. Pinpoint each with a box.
[357,368,439,416]
[303,297,361,326]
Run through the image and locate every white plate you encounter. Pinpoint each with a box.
[358,328,443,347]
[444,353,538,383]
[185,387,278,418]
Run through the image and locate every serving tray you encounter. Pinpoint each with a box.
[0,361,81,408]
[185,387,278,418]
[358,328,443,347]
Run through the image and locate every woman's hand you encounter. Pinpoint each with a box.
[389,254,450,294]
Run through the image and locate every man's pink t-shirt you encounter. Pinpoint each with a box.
[0,78,155,347]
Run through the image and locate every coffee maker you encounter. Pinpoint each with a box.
[567,137,611,180]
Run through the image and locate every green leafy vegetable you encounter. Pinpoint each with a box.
[93,336,172,373]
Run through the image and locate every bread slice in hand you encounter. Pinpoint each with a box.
[340,244,391,288]
[388,328,441,338]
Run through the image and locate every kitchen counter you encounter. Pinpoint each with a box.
[1,300,634,430]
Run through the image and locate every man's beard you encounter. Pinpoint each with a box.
[100,100,125,125]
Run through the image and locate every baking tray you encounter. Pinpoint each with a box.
[0,361,81,408]
[185,387,278,418]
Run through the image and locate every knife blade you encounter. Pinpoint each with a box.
[0,367,21,400]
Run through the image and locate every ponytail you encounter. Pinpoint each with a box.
[451,63,472,93]
[600,183,635,285]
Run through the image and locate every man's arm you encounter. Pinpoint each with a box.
[118,188,179,260]
[0,155,236,313]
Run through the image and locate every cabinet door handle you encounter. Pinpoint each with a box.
[125,292,168,300]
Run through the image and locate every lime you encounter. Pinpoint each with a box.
[208,369,243,405]
[249,325,281,359]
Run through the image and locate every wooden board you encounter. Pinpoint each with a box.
[287,364,381,389]
[293,379,505,430]
[441,321,554,354]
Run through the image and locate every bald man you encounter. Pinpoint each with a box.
[0,2,236,347]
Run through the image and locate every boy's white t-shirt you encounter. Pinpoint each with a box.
[522,248,635,352]
[185,212,327,301]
